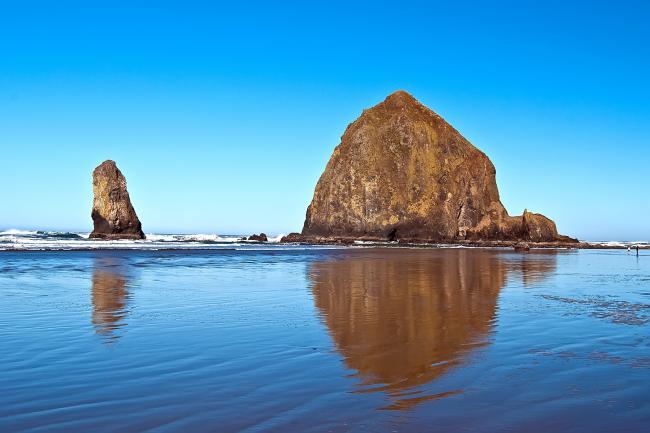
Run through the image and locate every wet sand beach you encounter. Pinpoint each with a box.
[1,248,649,432]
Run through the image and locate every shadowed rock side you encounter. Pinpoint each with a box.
[247,233,268,242]
[301,90,575,244]
[309,249,558,410]
[90,160,145,240]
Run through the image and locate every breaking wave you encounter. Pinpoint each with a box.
[588,240,648,248]
[0,229,316,251]
[144,233,242,243]
[0,229,38,236]
[3,229,641,252]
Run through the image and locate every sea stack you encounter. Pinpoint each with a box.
[301,90,574,244]
[89,160,145,240]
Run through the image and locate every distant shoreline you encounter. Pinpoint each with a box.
[1,241,648,252]
[1,229,647,252]
[283,239,650,250]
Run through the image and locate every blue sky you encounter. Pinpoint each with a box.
[1,0,649,240]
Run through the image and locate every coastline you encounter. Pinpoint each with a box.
[287,240,650,250]
[1,229,646,252]
[1,240,647,252]
[278,233,649,250]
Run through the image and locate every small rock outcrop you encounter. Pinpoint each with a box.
[89,160,145,240]
[247,233,268,242]
[521,210,559,242]
[280,233,306,243]
[513,242,531,251]
[300,90,575,244]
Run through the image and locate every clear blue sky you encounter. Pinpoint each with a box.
[2,0,649,240]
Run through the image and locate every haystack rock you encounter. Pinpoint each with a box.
[89,160,145,240]
[302,90,575,243]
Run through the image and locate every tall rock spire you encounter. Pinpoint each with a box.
[89,160,145,240]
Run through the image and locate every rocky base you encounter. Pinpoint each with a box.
[89,233,147,240]
[280,232,629,250]
[513,242,531,251]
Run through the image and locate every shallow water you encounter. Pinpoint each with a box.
[1,248,649,432]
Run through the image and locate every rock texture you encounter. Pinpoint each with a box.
[89,160,145,240]
[280,233,307,243]
[301,90,575,243]
[513,242,531,252]
[247,233,268,242]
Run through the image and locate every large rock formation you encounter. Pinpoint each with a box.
[301,90,575,243]
[89,160,145,240]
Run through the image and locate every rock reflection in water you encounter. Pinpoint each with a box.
[91,256,131,343]
[310,249,557,410]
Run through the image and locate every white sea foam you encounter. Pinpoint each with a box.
[5,229,640,251]
[180,234,241,242]
[595,241,627,247]
[0,230,313,251]
[144,234,178,242]
[0,229,39,236]
[585,240,649,248]
[267,234,285,243]
[353,240,399,245]
[143,233,245,243]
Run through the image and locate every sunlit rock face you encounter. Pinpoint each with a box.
[310,249,557,410]
[302,91,572,243]
[89,160,145,240]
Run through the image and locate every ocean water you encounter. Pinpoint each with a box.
[0,230,288,250]
[1,247,649,432]
[1,230,648,251]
